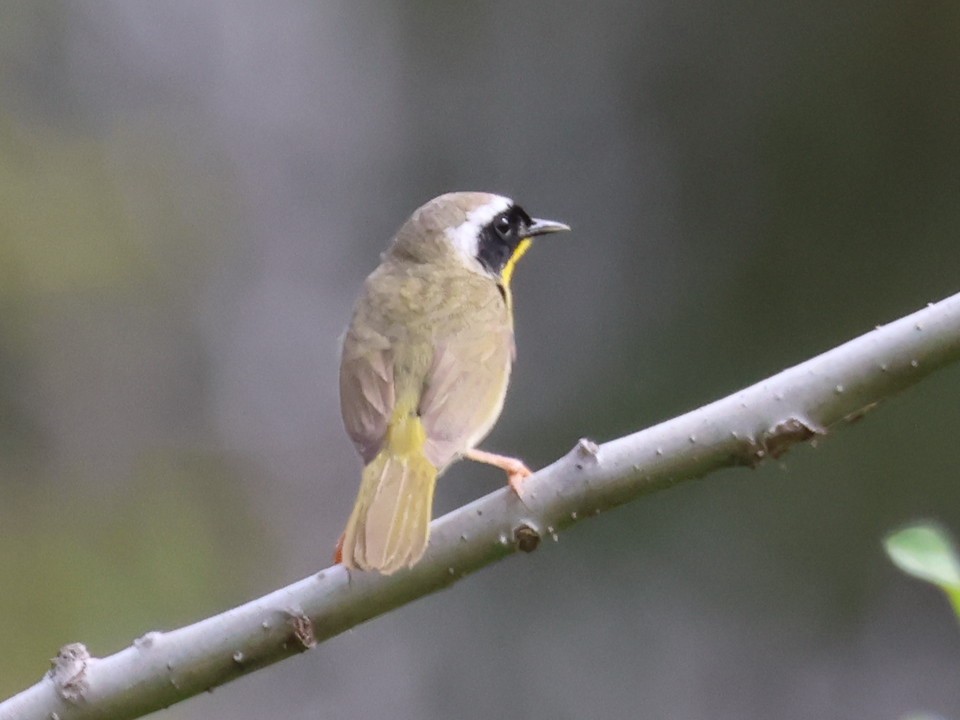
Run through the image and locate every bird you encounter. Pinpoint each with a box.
[336,191,569,574]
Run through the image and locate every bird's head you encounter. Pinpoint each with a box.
[390,192,569,289]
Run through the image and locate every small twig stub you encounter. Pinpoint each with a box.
[49,643,91,704]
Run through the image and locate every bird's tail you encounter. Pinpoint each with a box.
[340,413,438,574]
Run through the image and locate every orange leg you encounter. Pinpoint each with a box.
[333,532,345,565]
[464,448,533,495]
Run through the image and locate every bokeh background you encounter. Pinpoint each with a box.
[2,2,960,718]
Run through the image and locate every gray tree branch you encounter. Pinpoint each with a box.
[4,291,960,720]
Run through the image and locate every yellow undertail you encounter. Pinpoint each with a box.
[341,412,438,574]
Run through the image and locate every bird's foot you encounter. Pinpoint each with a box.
[464,448,533,496]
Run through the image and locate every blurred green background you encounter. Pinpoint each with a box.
[2,2,960,718]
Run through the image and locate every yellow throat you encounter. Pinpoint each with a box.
[499,238,533,305]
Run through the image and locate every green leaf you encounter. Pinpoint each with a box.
[884,523,960,620]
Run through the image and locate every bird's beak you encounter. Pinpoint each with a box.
[524,218,570,238]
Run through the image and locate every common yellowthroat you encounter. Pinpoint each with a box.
[338,192,569,574]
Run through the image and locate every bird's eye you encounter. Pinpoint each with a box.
[494,215,512,238]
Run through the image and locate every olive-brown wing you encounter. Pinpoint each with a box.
[418,325,515,472]
[339,325,395,464]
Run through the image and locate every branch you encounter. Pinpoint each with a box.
[5,291,960,720]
